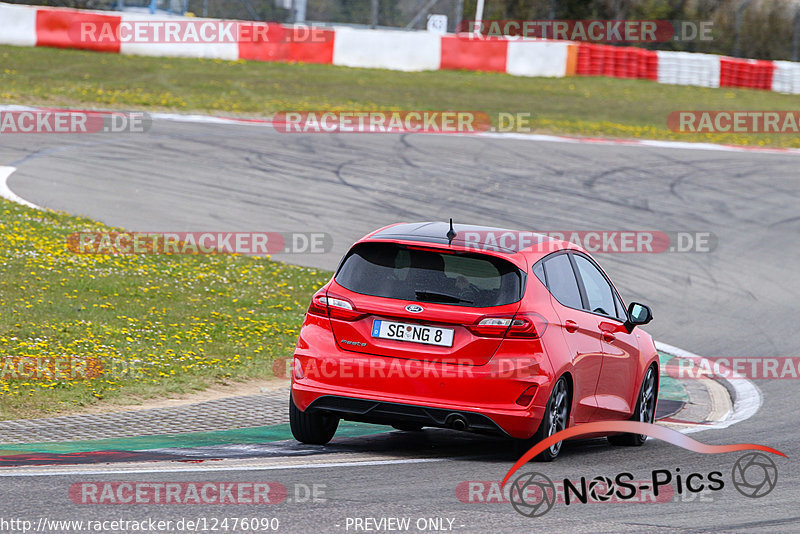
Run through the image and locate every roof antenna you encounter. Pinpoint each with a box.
[447,218,457,245]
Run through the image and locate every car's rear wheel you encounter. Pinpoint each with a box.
[289,396,339,445]
[516,377,570,462]
[608,365,658,447]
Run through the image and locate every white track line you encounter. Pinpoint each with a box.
[0,105,273,129]
[148,112,274,127]
[0,166,43,210]
[656,340,762,433]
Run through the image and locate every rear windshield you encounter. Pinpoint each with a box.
[335,242,523,307]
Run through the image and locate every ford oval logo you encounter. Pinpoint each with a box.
[405,304,424,313]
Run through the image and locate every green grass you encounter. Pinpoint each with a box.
[0,199,327,420]
[2,44,800,147]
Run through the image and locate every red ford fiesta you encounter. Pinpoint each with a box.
[289,222,658,460]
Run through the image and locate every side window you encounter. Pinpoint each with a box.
[543,254,582,309]
[533,262,546,286]
[573,255,616,318]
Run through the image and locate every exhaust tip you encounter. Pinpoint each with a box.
[445,413,469,431]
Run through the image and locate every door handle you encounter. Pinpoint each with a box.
[602,332,616,343]
[564,320,578,333]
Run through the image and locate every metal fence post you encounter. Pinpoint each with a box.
[475,0,484,33]
[370,0,379,28]
[733,0,751,58]
[295,0,307,23]
[793,8,800,61]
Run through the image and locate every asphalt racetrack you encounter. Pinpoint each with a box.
[1,120,798,532]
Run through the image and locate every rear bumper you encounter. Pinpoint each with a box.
[292,381,546,439]
[291,328,553,439]
[304,394,510,436]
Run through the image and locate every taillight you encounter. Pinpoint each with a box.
[506,313,548,338]
[468,313,547,339]
[468,316,514,337]
[308,292,329,317]
[307,292,364,321]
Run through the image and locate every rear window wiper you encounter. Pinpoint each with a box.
[415,290,473,304]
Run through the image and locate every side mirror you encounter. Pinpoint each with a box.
[625,302,653,333]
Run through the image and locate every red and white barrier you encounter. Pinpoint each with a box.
[506,40,571,77]
[577,43,657,80]
[332,27,441,72]
[656,51,720,88]
[0,3,36,47]
[439,35,508,72]
[118,13,238,60]
[720,57,775,90]
[2,2,800,94]
[35,5,122,53]
[237,23,335,64]
[772,61,800,94]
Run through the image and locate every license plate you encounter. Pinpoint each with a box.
[371,320,454,347]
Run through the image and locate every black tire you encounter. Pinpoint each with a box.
[608,365,658,447]
[515,377,570,462]
[391,422,424,432]
[289,396,339,445]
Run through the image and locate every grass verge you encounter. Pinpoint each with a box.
[3,44,800,147]
[0,199,325,420]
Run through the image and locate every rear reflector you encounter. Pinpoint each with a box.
[515,384,539,406]
[293,358,305,380]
